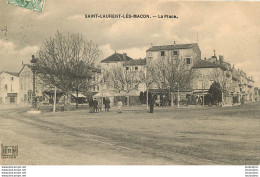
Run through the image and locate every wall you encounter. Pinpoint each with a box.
[0,72,19,104]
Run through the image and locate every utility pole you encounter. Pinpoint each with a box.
[53,86,56,112]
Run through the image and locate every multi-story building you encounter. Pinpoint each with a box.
[146,42,201,68]
[88,68,101,94]
[0,71,20,105]
[192,54,256,105]
[123,58,147,92]
[96,52,146,105]
[100,52,133,71]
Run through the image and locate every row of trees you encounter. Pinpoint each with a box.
[102,56,196,106]
[33,31,231,111]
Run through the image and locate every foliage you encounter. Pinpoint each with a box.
[103,65,144,105]
[150,56,195,92]
[208,81,222,105]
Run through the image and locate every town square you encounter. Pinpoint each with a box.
[0,0,260,172]
[0,102,259,165]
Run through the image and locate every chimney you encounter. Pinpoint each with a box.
[219,55,224,65]
[123,53,127,61]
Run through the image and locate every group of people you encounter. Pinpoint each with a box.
[88,97,124,113]
[88,97,154,113]
[88,97,112,113]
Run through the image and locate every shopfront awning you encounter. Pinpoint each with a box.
[71,93,86,98]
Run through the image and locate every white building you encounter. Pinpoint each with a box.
[146,42,201,68]
[0,71,20,105]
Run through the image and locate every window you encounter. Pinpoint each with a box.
[11,77,14,80]
[135,66,138,71]
[135,84,138,89]
[147,52,152,57]
[5,84,7,90]
[10,97,15,103]
[173,51,178,55]
[126,67,129,70]
[186,58,191,64]
[161,51,165,56]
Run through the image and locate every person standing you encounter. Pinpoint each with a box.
[105,97,110,112]
[117,99,122,113]
[150,96,155,113]
[93,98,98,112]
[89,97,94,113]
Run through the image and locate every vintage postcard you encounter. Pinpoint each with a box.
[0,0,259,176]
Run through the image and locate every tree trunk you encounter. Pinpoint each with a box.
[171,92,174,107]
[76,88,79,109]
[53,86,56,112]
[221,91,224,106]
[127,95,130,106]
[146,90,149,110]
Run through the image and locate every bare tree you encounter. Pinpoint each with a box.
[33,31,102,110]
[103,65,144,106]
[151,56,195,106]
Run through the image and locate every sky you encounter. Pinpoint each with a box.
[0,0,260,86]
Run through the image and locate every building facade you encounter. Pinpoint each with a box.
[0,71,20,105]
[19,64,45,104]
[192,54,255,105]
[146,42,201,68]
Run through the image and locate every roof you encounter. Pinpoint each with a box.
[123,59,146,66]
[146,43,198,51]
[192,60,221,69]
[101,52,133,63]
[18,64,31,75]
[0,71,19,77]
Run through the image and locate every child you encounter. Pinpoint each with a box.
[117,99,122,113]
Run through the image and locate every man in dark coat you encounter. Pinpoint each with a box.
[150,96,155,113]
[105,97,110,112]
[89,97,94,113]
[93,98,98,112]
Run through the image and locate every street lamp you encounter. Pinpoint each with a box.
[27,55,41,114]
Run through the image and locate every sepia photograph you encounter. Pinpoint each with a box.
[0,0,259,176]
